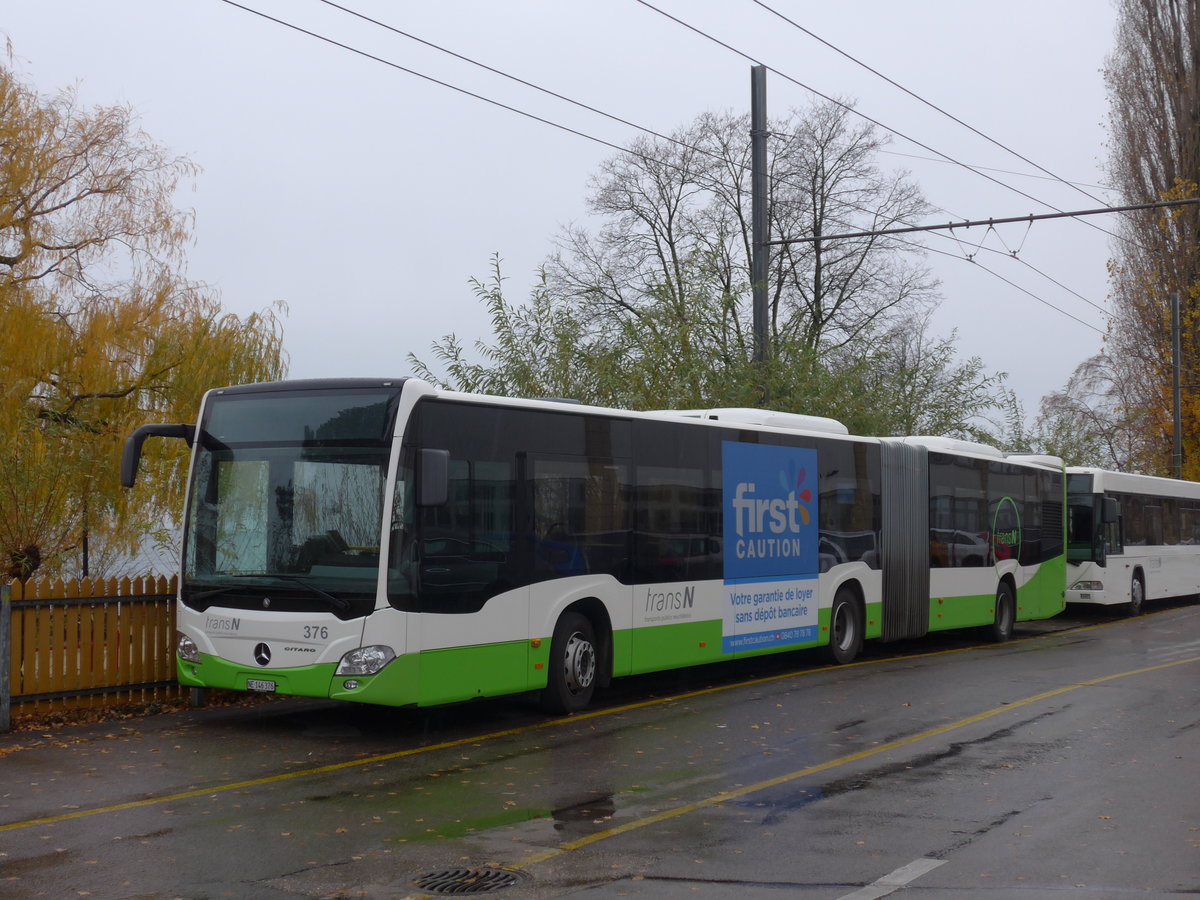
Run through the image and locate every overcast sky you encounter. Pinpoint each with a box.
[3,1,1118,417]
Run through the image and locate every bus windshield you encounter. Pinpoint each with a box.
[182,386,399,617]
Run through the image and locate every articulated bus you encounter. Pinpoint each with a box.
[1067,466,1200,614]
[122,378,1066,713]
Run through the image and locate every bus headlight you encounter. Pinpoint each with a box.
[1070,580,1104,591]
[336,645,396,676]
[177,632,201,664]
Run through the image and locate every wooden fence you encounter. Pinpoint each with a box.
[1,575,184,728]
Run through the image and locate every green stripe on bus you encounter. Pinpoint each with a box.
[177,561,1067,707]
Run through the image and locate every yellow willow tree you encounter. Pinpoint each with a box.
[0,60,286,579]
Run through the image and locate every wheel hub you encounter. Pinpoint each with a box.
[563,632,596,694]
[833,605,850,649]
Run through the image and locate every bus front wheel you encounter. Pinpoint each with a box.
[541,612,598,714]
[1127,572,1145,617]
[827,588,863,665]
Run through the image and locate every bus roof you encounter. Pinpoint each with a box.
[214,378,1057,469]
[892,435,1006,460]
[1068,466,1200,498]
[654,408,850,434]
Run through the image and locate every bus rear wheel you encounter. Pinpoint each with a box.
[541,612,597,714]
[827,588,863,665]
[990,582,1015,642]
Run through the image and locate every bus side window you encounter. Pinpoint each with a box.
[529,455,630,581]
[1123,493,1145,546]
[387,451,416,602]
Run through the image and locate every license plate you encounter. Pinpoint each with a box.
[246,679,277,693]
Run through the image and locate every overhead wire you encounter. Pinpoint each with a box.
[643,0,1118,320]
[215,0,789,198]
[321,0,1112,326]
[771,189,1112,322]
[749,0,1111,207]
[798,204,1110,331]
[632,0,1070,211]
[216,0,1110,333]
[900,239,1107,335]
[742,0,1137,300]
[632,0,1126,246]
[751,6,1173,325]
[925,201,1110,316]
[214,0,636,158]
[993,245,1108,317]
[880,148,1111,194]
[312,0,707,161]
[320,0,1111,206]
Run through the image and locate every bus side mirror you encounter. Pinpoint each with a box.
[1102,497,1120,524]
[121,424,196,488]
[417,448,450,507]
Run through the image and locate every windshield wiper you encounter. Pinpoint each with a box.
[262,574,353,613]
[187,585,245,603]
[183,576,353,613]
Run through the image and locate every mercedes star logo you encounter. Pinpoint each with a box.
[253,643,271,667]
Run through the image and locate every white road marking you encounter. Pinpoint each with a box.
[837,857,948,900]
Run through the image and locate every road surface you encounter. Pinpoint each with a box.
[1,603,1197,899]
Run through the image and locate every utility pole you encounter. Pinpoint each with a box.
[750,64,769,403]
[1173,291,1183,479]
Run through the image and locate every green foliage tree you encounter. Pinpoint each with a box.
[414,101,1007,438]
[0,59,286,579]
[413,255,1005,439]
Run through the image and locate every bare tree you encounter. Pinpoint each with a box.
[1026,353,1150,468]
[414,101,1009,436]
[546,101,939,383]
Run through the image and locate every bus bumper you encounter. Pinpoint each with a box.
[1066,585,1119,605]
[176,652,421,706]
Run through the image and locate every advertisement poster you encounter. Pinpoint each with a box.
[722,441,820,653]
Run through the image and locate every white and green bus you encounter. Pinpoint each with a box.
[1067,466,1200,614]
[122,378,1066,713]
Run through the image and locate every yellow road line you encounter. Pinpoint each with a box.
[0,638,972,833]
[0,610,1183,834]
[506,654,1200,871]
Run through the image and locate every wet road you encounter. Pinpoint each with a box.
[2,603,1198,899]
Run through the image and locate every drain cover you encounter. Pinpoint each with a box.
[412,866,528,895]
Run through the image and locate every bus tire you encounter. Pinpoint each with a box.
[990,581,1016,642]
[541,612,598,714]
[827,588,863,665]
[1127,572,1145,617]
